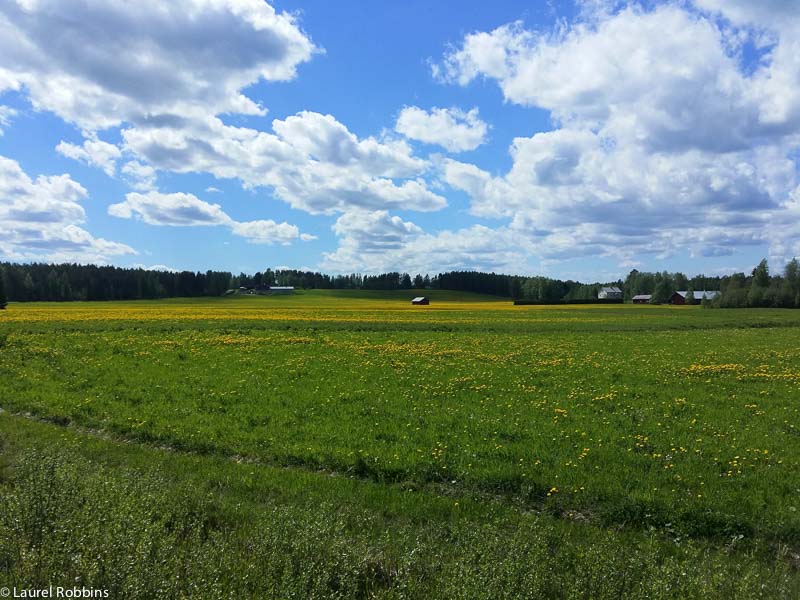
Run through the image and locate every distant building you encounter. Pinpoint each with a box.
[411,296,429,305]
[598,286,623,300]
[268,286,295,295]
[240,285,295,295]
[670,290,718,305]
[632,294,652,304]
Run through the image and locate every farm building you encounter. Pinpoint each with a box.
[234,285,295,295]
[268,286,295,295]
[411,297,429,305]
[632,294,652,304]
[598,286,623,300]
[670,290,719,305]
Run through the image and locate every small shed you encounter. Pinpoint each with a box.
[632,294,652,304]
[411,296,429,305]
[598,286,623,300]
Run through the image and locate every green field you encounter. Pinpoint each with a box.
[1,293,799,598]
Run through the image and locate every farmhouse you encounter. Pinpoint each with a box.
[598,286,623,300]
[411,296,429,305]
[632,294,652,304]
[670,290,719,305]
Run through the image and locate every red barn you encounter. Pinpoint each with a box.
[671,291,719,305]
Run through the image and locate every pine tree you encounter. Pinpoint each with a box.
[748,259,770,307]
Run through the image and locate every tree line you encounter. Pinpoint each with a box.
[0,263,448,302]
[622,259,800,308]
[0,259,798,307]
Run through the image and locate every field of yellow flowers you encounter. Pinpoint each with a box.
[1,292,799,597]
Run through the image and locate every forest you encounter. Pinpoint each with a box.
[1,258,799,308]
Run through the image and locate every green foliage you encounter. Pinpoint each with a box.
[0,267,6,308]
[753,259,771,288]
[2,296,800,595]
[714,258,800,308]
[650,275,673,304]
[1,420,797,599]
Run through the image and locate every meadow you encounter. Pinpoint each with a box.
[1,291,799,598]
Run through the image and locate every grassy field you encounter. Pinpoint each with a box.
[1,292,799,598]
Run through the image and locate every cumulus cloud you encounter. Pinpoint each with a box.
[0,155,135,262]
[321,210,528,274]
[395,106,488,152]
[108,190,306,245]
[230,219,300,245]
[109,191,231,227]
[0,0,317,131]
[435,4,800,267]
[0,1,445,235]
[122,111,446,214]
[56,138,122,176]
[437,6,800,148]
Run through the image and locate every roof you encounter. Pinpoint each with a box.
[600,286,622,293]
[674,290,719,299]
[411,297,428,302]
[632,294,652,300]
[269,286,294,290]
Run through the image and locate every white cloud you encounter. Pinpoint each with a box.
[121,161,157,191]
[0,1,446,237]
[321,210,528,274]
[442,132,784,264]
[0,0,317,131]
[0,155,135,262]
[230,219,299,245]
[331,210,423,251]
[132,263,179,272]
[205,186,222,193]
[108,190,306,246]
[109,191,231,226]
[56,138,122,176]
[273,111,425,176]
[122,111,447,214]
[395,106,488,152]
[437,6,800,149]
[435,4,800,267]
[693,0,800,31]
[0,105,16,135]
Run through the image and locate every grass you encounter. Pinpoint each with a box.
[1,292,799,597]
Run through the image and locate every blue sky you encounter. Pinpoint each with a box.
[1,0,799,280]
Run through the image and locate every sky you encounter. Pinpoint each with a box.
[1,0,799,281]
